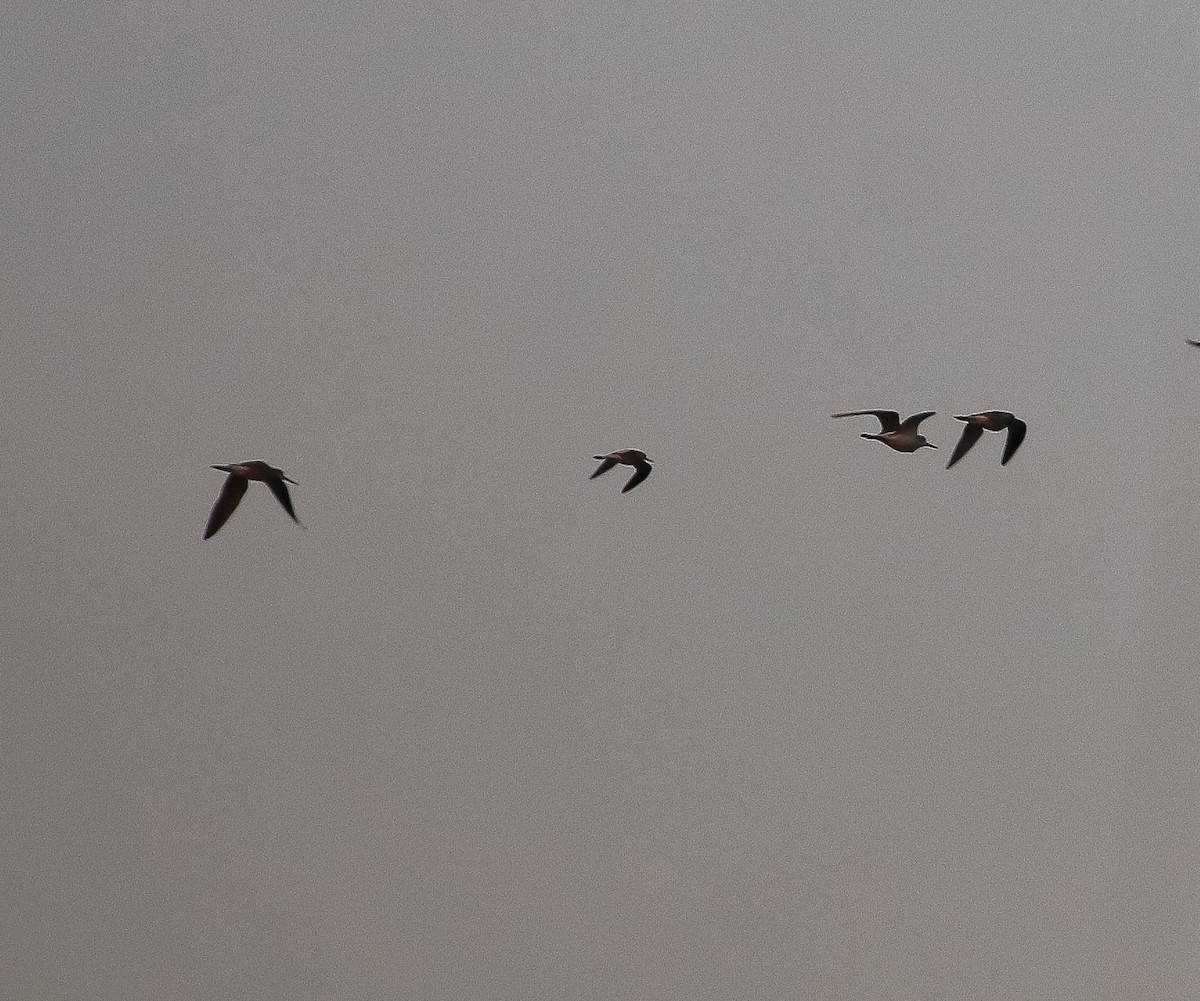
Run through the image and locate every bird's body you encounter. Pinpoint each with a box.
[591,449,653,492]
[832,410,938,452]
[204,460,300,539]
[946,411,1026,468]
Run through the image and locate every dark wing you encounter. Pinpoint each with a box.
[204,474,248,539]
[900,411,936,431]
[264,475,301,524]
[621,462,652,492]
[945,423,984,470]
[591,457,618,479]
[1001,418,1027,465]
[832,410,901,432]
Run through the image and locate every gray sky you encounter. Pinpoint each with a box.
[4,3,1200,998]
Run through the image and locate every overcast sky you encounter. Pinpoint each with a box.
[4,3,1200,999]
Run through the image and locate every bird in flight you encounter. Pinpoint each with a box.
[945,411,1027,469]
[204,460,301,539]
[590,449,653,492]
[831,410,938,452]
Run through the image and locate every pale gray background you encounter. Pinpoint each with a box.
[4,3,1199,999]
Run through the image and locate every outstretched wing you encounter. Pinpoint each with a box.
[204,474,248,539]
[591,456,618,479]
[265,475,301,524]
[622,462,652,492]
[945,423,984,469]
[832,410,901,432]
[900,411,936,431]
[1001,419,1027,465]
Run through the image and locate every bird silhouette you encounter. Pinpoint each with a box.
[590,449,653,492]
[204,460,301,539]
[832,410,938,452]
[945,412,1027,469]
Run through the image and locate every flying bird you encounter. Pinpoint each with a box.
[204,460,301,539]
[831,410,938,452]
[590,449,653,492]
[946,411,1027,469]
